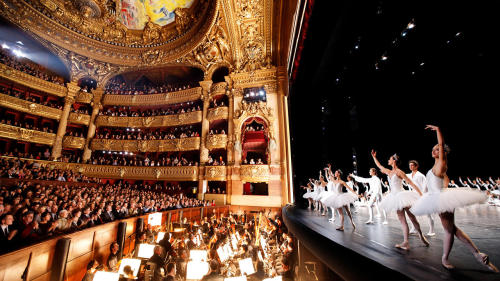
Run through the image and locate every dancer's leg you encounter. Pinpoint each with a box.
[427,214,435,236]
[366,205,374,224]
[405,208,429,246]
[336,208,345,231]
[345,206,355,229]
[395,210,410,250]
[439,212,456,269]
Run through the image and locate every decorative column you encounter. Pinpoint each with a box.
[51,82,79,160]
[82,87,104,162]
[224,77,235,204]
[277,66,292,204]
[198,80,213,197]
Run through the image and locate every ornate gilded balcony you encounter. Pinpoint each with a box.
[0,93,62,120]
[102,87,202,106]
[207,107,229,122]
[0,63,66,97]
[240,165,270,183]
[0,123,55,145]
[62,136,85,149]
[91,137,201,153]
[206,134,228,150]
[95,111,202,128]
[210,82,227,96]
[68,113,91,126]
[75,90,93,104]
[204,166,227,181]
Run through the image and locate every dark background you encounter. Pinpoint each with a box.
[289,0,499,198]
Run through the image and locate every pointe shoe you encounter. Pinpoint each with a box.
[382,220,388,225]
[427,232,436,237]
[442,261,455,270]
[395,242,410,251]
[336,227,344,231]
[365,220,374,224]
[420,235,430,247]
[474,252,500,272]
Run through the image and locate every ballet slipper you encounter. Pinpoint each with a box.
[441,261,455,270]
[419,234,430,247]
[365,220,374,224]
[473,252,499,272]
[395,242,410,251]
[426,232,436,237]
[336,226,344,231]
[382,220,388,225]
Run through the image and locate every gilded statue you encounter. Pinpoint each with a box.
[143,17,162,45]
[174,7,193,35]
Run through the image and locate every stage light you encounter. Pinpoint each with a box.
[1,43,9,49]
[186,261,209,280]
[92,271,119,281]
[354,44,359,50]
[420,62,425,66]
[119,152,123,155]
[16,41,24,45]
[381,55,388,61]
[401,30,408,37]
[12,49,26,58]
[224,277,247,281]
[238,258,255,276]
[455,32,462,37]
[190,250,208,262]
[407,19,416,30]
[156,231,166,243]
[118,258,141,277]
[148,212,162,226]
[136,244,155,259]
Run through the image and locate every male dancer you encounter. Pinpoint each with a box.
[406,160,435,236]
[350,169,387,224]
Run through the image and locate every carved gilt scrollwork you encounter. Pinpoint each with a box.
[95,111,202,128]
[0,124,56,145]
[91,137,201,152]
[240,164,270,182]
[62,136,86,149]
[205,166,227,181]
[207,107,229,121]
[206,134,228,150]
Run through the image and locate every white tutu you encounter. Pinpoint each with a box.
[332,193,358,209]
[410,188,487,216]
[311,190,324,201]
[320,191,336,204]
[303,189,313,199]
[379,191,419,212]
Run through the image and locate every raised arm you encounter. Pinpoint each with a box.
[350,174,370,183]
[426,125,447,177]
[340,180,357,194]
[398,170,422,196]
[371,150,391,175]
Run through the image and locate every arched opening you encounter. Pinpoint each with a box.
[211,66,229,83]
[241,117,268,165]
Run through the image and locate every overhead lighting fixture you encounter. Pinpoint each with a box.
[1,43,9,49]
[12,49,26,58]
[15,41,24,45]
[381,55,388,61]
[407,19,416,30]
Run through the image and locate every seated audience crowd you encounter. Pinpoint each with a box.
[90,152,198,167]
[105,79,199,95]
[99,103,201,117]
[95,126,200,140]
[0,118,55,133]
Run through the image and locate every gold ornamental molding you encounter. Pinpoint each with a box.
[91,137,201,153]
[207,106,229,121]
[95,111,202,128]
[102,87,202,106]
[0,0,220,67]
[210,82,227,96]
[62,136,85,149]
[206,134,227,150]
[0,93,62,120]
[68,113,91,126]
[75,90,94,104]
[0,63,66,97]
[230,67,277,88]
[240,164,270,182]
[0,123,55,145]
[205,165,227,181]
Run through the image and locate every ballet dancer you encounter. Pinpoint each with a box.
[329,170,359,231]
[406,160,435,236]
[410,125,497,271]
[312,171,327,214]
[350,169,387,224]
[302,181,314,209]
[320,164,339,218]
[346,175,359,213]
[371,150,429,250]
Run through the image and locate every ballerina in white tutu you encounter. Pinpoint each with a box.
[323,169,358,231]
[350,168,387,225]
[320,164,340,218]
[371,150,429,250]
[302,181,314,209]
[312,171,327,214]
[410,125,497,271]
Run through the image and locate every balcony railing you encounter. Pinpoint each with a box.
[207,106,229,121]
[91,137,201,152]
[95,110,202,128]
[102,87,202,106]
[68,112,91,126]
[206,134,228,150]
[0,93,62,120]
[0,62,66,97]
[204,165,227,181]
[240,164,270,182]
[0,123,55,145]
[62,136,86,149]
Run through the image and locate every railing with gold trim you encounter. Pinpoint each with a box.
[240,165,270,182]
[62,136,86,149]
[68,112,91,126]
[207,106,229,121]
[91,137,201,152]
[204,166,227,181]
[210,82,227,95]
[95,111,202,128]
[0,63,66,97]
[102,87,202,106]
[0,156,199,180]
[206,134,227,150]
[75,90,93,104]
[0,123,55,145]
[0,93,62,120]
